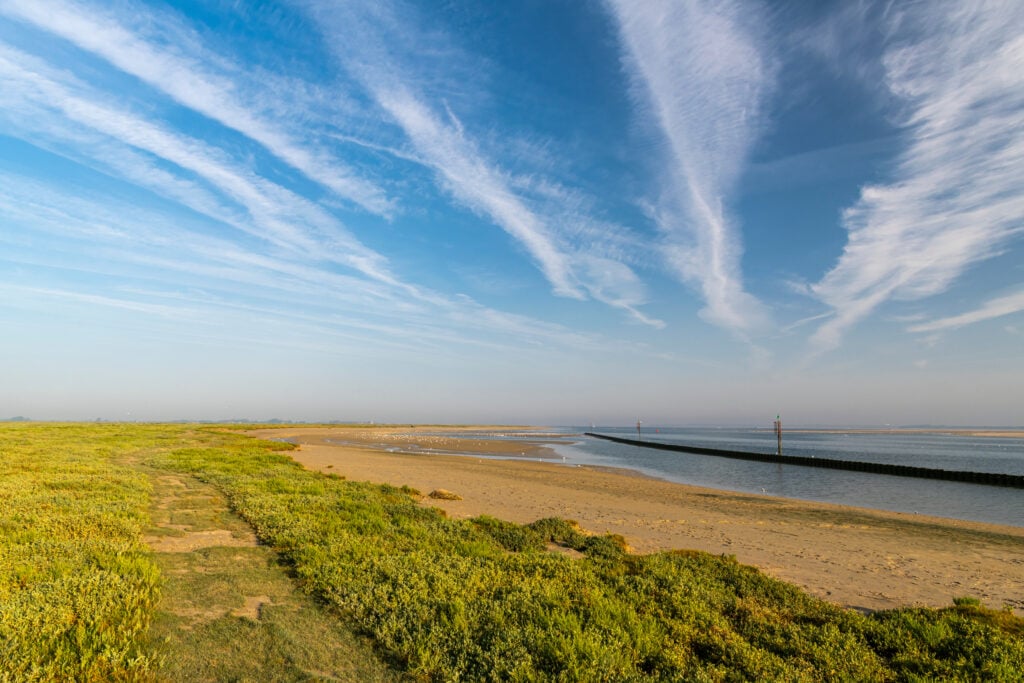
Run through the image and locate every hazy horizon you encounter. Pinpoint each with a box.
[2,1,1022,426]
[4,416,1023,431]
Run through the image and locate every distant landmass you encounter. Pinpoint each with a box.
[3,416,29,422]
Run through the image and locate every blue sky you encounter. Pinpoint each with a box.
[1,0,1022,426]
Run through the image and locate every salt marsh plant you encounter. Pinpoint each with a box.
[2,422,1022,681]
[0,424,165,680]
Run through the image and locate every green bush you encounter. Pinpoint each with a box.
[472,515,546,552]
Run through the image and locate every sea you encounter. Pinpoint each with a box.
[485,427,1024,529]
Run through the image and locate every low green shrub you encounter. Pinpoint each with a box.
[527,516,587,547]
[472,515,546,552]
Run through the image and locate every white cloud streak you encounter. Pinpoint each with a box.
[0,0,392,216]
[0,169,648,360]
[297,0,662,327]
[0,44,398,285]
[810,1,1024,351]
[373,85,582,299]
[908,290,1024,334]
[606,0,771,334]
[0,10,652,357]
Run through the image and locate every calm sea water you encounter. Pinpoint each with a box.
[522,427,1024,528]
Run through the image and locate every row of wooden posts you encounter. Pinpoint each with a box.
[636,415,785,456]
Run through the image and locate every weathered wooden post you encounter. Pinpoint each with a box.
[774,415,782,456]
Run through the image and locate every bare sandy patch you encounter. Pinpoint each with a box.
[249,425,561,458]
[145,529,259,553]
[145,473,259,552]
[231,595,272,620]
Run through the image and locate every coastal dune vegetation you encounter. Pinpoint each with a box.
[1,423,1022,681]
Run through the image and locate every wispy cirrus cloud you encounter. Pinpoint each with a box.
[0,44,399,285]
[372,85,582,299]
[605,0,772,335]
[0,60,656,363]
[0,0,392,216]
[908,290,1024,334]
[297,0,662,327]
[0,168,650,362]
[0,169,408,314]
[809,1,1024,352]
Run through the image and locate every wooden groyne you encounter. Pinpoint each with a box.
[583,433,1024,489]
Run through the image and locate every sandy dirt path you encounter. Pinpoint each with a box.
[251,427,1024,616]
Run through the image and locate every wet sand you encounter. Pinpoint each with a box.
[250,426,1024,616]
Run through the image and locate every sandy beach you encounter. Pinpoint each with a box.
[250,426,1024,616]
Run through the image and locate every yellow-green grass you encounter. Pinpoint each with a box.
[2,423,1023,682]
[0,424,166,680]
[0,424,397,682]
[141,464,398,682]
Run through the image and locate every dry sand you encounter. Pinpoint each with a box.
[250,426,1024,616]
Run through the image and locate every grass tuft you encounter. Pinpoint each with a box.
[427,488,462,500]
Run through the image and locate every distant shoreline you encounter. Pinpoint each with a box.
[778,428,1024,438]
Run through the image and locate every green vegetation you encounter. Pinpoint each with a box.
[142,466,396,682]
[0,424,395,682]
[0,424,165,680]
[2,423,1022,681]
